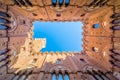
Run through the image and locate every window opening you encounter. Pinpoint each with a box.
[56,59,61,64]
[93,23,100,28]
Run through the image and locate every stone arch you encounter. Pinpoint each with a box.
[49,65,71,73]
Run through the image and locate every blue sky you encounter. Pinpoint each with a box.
[33,21,83,52]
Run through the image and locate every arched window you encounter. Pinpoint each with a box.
[0,25,8,30]
[0,11,10,17]
[93,23,100,28]
[0,11,11,30]
[0,49,8,55]
[64,73,70,80]
[0,18,10,23]
[80,58,87,64]
[52,0,70,7]
[112,26,120,30]
[52,0,57,6]
[112,13,120,18]
[26,0,32,6]
[19,0,26,6]
[59,0,63,6]
[12,0,32,6]
[51,72,70,80]
[56,59,61,64]
[112,19,120,24]
[58,73,63,80]
[65,0,70,6]
[52,73,57,80]
[92,47,99,52]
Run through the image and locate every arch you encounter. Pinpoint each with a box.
[52,0,57,6]
[0,18,10,23]
[59,0,64,6]
[0,11,14,30]
[7,11,17,32]
[52,72,57,80]
[109,60,120,68]
[93,23,100,28]
[0,11,10,17]
[56,59,61,64]
[12,0,32,7]
[64,72,70,80]
[13,0,20,6]
[111,13,120,18]
[92,47,99,52]
[0,24,8,30]
[80,58,87,64]
[0,49,8,55]
[112,26,120,30]
[0,55,9,62]
[25,0,32,6]
[18,0,26,6]
[65,0,70,6]
[112,19,120,24]
[58,72,63,80]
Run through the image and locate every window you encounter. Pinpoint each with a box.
[112,26,120,30]
[20,19,25,25]
[56,59,61,64]
[52,0,57,6]
[93,23,100,28]
[52,0,70,7]
[58,73,62,80]
[0,25,8,30]
[0,11,11,30]
[32,13,38,16]
[0,18,10,23]
[64,73,70,80]
[59,0,64,6]
[32,58,37,63]
[65,0,70,6]
[0,49,8,55]
[56,13,61,17]
[51,72,70,80]
[0,11,10,17]
[13,0,32,6]
[52,73,57,80]
[112,19,120,24]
